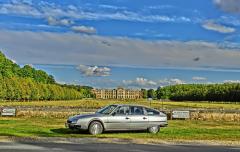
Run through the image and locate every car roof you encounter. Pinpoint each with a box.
[111,104,150,108]
[108,104,160,112]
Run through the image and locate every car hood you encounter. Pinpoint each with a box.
[68,113,101,121]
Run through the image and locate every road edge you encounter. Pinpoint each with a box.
[0,136,239,147]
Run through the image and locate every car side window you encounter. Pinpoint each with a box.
[130,106,144,115]
[145,108,160,116]
[115,106,130,115]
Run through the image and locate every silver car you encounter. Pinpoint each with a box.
[65,104,168,135]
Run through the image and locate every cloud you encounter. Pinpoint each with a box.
[22,0,33,5]
[0,1,194,23]
[67,5,78,11]
[47,16,74,26]
[77,65,111,77]
[122,77,185,88]
[219,16,240,26]
[1,30,240,70]
[0,1,41,16]
[99,5,126,10]
[223,80,240,83]
[71,26,97,34]
[214,0,240,13]
[123,77,158,88]
[202,20,235,33]
[192,76,207,81]
[148,5,175,10]
[158,78,185,86]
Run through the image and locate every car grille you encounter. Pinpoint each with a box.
[67,120,72,123]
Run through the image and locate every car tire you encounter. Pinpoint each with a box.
[148,126,160,134]
[88,121,103,135]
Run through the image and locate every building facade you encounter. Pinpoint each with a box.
[92,87,142,99]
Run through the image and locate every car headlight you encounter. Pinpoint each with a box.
[71,119,78,124]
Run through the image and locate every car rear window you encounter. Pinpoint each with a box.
[130,106,144,115]
[145,108,160,115]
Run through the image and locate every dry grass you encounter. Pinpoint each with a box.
[0,99,240,110]
[1,99,240,121]
[191,112,240,121]
[16,110,92,119]
[14,110,240,122]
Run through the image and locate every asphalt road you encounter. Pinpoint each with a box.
[0,141,239,152]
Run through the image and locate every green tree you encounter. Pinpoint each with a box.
[141,89,147,99]
[156,87,162,99]
[147,89,156,99]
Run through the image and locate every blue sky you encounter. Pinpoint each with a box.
[1,0,240,88]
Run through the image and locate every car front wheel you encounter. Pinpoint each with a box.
[148,126,160,134]
[88,121,103,135]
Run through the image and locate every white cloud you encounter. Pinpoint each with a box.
[202,20,235,33]
[220,16,240,26]
[1,30,240,70]
[67,5,78,11]
[148,5,175,10]
[0,1,41,16]
[214,0,240,13]
[47,16,74,26]
[71,26,97,34]
[77,65,111,77]
[22,0,33,5]
[192,76,207,81]
[223,80,240,83]
[0,1,194,23]
[122,77,185,88]
[99,5,126,10]
[158,78,185,86]
[123,77,158,88]
[169,79,185,85]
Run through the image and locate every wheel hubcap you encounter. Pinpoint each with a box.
[151,126,158,133]
[92,124,100,135]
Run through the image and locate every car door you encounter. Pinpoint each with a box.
[145,107,161,127]
[128,106,149,130]
[106,106,131,130]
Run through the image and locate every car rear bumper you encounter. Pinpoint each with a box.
[160,123,168,127]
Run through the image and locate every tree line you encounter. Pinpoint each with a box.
[0,51,93,101]
[0,77,82,101]
[0,52,55,84]
[141,83,240,102]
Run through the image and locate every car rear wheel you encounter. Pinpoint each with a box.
[148,126,160,134]
[89,121,103,135]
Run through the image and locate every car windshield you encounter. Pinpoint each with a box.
[96,105,117,115]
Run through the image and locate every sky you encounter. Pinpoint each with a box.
[1,0,240,88]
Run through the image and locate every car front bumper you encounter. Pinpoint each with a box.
[65,123,81,130]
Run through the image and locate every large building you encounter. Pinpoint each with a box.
[92,87,143,99]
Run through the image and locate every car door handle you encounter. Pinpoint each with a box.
[125,117,130,120]
[143,117,147,120]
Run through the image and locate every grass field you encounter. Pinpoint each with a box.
[0,99,239,143]
[0,99,240,110]
[0,117,239,142]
